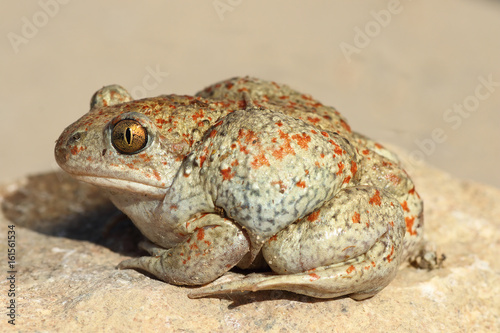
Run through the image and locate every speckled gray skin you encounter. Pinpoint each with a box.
[55,77,424,299]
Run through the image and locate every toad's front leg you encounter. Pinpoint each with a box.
[190,186,406,300]
[118,214,250,285]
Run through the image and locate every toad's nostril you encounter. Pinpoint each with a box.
[67,132,86,146]
[68,132,81,145]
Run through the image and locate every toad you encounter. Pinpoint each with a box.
[55,77,424,300]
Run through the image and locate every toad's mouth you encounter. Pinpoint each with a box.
[71,174,167,199]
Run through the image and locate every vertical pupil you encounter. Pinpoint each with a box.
[125,127,132,145]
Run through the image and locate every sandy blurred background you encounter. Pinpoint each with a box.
[1,0,499,188]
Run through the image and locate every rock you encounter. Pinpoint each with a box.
[1,150,499,332]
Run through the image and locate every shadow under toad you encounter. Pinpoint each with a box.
[1,171,143,256]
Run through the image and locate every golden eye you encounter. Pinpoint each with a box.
[111,119,148,154]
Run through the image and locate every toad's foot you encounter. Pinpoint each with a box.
[117,214,250,285]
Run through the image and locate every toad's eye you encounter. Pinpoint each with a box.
[111,119,148,154]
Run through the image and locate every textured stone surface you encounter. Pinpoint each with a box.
[0,148,499,332]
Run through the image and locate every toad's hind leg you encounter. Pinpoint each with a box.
[118,214,250,286]
[189,186,406,300]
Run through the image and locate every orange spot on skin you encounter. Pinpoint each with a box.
[275,121,284,127]
[237,100,246,108]
[138,153,152,162]
[352,212,360,223]
[209,129,217,138]
[321,131,329,137]
[199,155,207,168]
[311,129,317,134]
[327,140,343,155]
[307,116,321,124]
[152,170,161,181]
[196,228,205,241]
[369,190,382,206]
[408,186,421,198]
[199,147,209,168]
[268,235,278,243]
[126,163,138,170]
[239,145,250,154]
[296,180,306,188]
[221,167,235,180]
[351,161,358,177]
[251,152,270,169]
[238,128,259,144]
[386,173,401,185]
[272,145,294,160]
[405,216,417,235]
[192,110,205,122]
[156,118,169,128]
[337,161,345,176]
[272,130,295,160]
[307,210,321,222]
[70,145,86,155]
[309,273,320,281]
[362,149,370,155]
[401,201,410,212]
[333,143,343,155]
[291,133,311,150]
[342,176,351,184]
[375,143,383,149]
[346,265,356,274]
[170,204,178,210]
[387,245,395,263]
[340,119,351,132]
